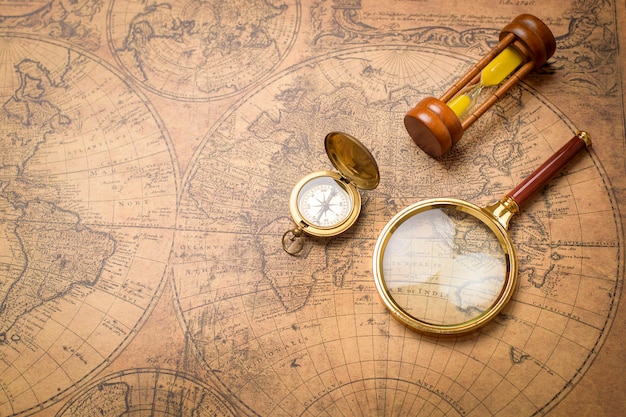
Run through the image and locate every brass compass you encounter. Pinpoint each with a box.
[282,132,380,255]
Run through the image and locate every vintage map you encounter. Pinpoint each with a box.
[0,0,624,416]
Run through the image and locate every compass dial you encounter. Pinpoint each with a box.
[297,177,352,227]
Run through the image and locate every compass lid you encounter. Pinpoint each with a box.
[324,131,380,190]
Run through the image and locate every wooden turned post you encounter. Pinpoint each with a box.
[404,14,556,157]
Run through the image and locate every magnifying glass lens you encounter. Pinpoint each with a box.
[381,207,508,327]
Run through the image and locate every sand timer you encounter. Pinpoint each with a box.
[404,14,556,157]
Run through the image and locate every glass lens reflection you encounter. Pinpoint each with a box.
[381,207,507,326]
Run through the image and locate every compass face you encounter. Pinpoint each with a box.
[297,176,352,228]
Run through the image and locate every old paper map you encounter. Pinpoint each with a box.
[0,0,624,416]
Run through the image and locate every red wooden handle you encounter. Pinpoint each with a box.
[507,132,591,207]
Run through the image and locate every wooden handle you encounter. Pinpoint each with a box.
[507,132,591,207]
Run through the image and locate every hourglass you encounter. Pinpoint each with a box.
[404,14,556,157]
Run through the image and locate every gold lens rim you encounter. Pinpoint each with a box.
[372,198,518,336]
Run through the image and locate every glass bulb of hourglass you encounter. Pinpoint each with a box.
[447,83,483,119]
[447,46,525,119]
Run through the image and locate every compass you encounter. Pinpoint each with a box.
[282,132,380,255]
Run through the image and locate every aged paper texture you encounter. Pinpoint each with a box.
[0,0,624,416]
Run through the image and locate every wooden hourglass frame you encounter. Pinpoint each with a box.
[404,14,556,157]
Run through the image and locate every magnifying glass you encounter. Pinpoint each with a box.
[373,131,591,335]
